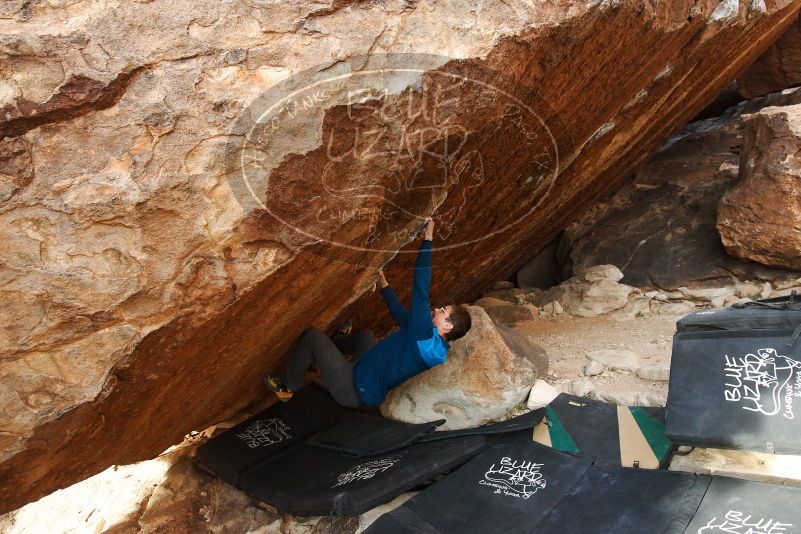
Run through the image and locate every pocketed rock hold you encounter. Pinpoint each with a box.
[636,364,671,382]
[587,349,642,372]
[381,306,538,430]
[526,380,559,410]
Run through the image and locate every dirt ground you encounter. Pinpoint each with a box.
[515,311,688,404]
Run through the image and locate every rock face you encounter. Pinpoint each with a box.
[559,87,801,290]
[738,13,801,98]
[537,265,635,317]
[2,0,801,512]
[718,103,801,270]
[474,297,536,325]
[380,306,537,429]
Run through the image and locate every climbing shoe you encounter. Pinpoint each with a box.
[263,374,294,402]
[335,319,353,337]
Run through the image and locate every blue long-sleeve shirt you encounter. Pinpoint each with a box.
[353,239,451,406]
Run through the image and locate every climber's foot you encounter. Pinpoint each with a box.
[263,374,294,402]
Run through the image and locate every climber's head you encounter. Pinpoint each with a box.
[432,305,472,342]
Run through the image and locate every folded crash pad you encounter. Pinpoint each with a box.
[196,385,345,485]
[416,408,545,442]
[677,292,801,333]
[305,411,445,457]
[682,475,801,534]
[532,393,674,468]
[241,435,487,516]
[666,296,801,454]
[365,433,708,534]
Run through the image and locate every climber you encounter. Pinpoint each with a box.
[263,218,472,408]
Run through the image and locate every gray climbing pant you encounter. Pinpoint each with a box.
[281,327,375,408]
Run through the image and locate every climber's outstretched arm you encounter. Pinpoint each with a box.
[408,219,435,339]
[378,270,409,328]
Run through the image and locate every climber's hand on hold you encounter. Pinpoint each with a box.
[377,269,389,289]
[424,218,434,241]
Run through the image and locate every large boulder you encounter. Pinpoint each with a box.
[380,306,538,429]
[2,0,801,512]
[537,265,635,317]
[473,296,537,325]
[559,88,801,290]
[718,103,801,270]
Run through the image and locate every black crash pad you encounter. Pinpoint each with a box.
[305,411,445,457]
[416,408,545,442]
[198,384,551,515]
[682,476,801,534]
[533,463,709,534]
[677,293,801,333]
[532,393,674,468]
[196,385,344,485]
[666,329,801,454]
[365,433,708,534]
[241,435,487,516]
[364,432,592,534]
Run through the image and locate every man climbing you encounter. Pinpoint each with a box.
[263,218,472,407]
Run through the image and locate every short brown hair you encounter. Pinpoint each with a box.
[445,305,472,342]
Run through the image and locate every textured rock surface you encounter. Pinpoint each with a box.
[738,12,801,98]
[474,297,536,325]
[2,0,801,512]
[718,103,801,269]
[587,349,641,371]
[537,265,635,317]
[380,306,536,429]
[559,87,801,290]
[526,379,559,410]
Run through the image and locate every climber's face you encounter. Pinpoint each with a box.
[432,305,455,335]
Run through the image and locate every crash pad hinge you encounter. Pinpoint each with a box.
[787,323,801,347]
